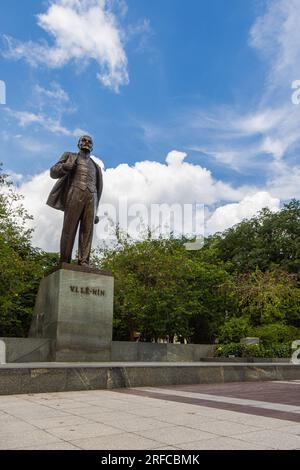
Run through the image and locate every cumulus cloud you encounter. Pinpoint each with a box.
[206,192,280,234]
[2,0,129,92]
[14,150,275,251]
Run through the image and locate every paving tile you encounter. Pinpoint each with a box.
[20,441,81,450]
[0,429,60,450]
[134,425,217,446]
[71,433,160,450]
[22,393,71,400]
[8,407,70,422]
[81,397,130,405]
[47,422,125,441]
[123,406,172,417]
[129,407,189,420]
[272,423,300,436]
[236,429,300,450]
[25,398,87,410]
[0,403,39,415]
[0,411,25,424]
[180,419,260,436]
[221,413,298,429]
[154,413,220,427]
[152,446,181,450]
[0,397,28,407]
[68,407,132,419]
[84,398,129,406]
[179,437,271,450]
[192,408,230,419]
[29,415,93,430]
[0,420,38,436]
[97,415,171,433]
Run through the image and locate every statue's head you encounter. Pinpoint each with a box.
[78,135,93,153]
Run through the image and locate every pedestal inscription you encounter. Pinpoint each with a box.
[29,265,114,361]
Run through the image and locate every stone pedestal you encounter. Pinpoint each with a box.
[29,264,114,361]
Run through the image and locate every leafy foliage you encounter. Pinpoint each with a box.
[94,237,230,342]
[216,342,293,359]
[218,317,251,344]
[222,270,300,327]
[0,165,59,336]
[207,200,300,274]
[251,323,300,346]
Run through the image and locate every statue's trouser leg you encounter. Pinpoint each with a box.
[60,187,85,263]
[78,190,96,265]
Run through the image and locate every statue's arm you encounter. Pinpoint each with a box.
[50,152,74,179]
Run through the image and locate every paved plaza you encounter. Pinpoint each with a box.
[0,380,300,450]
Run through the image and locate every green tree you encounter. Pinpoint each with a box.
[94,235,230,342]
[208,200,300,274]
[0,165,58,336]
[222,270,300,327]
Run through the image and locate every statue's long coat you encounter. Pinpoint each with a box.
[46,152,103,212]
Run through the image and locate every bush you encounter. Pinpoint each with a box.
[261,343,293,358]
[250,323,300,346]
[216,342,292,358]
[218,317,251,344]
[215,343,243,357]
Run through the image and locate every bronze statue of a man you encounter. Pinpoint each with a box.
[47,135,103,266]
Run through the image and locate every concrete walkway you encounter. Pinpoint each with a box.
[0,380,300,450]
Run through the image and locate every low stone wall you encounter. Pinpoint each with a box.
[1,362,300,395]
[0,337,215,363]
[111,342,216,362]
[0,338,54,363]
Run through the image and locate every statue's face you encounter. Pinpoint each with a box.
[78,135,93,152]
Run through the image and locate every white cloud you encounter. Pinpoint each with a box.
[245,0,300,159]
[18,170,64,250]
[5,108,87,137]
[260,136,285,160]
[15,150,270,251]
[5,169,24,184]
[236,108,286,135]
[35,83,70,103]
[206,192,280,234]
[8,110,42,127]
[2,81,85,144]
[250,0,300,93]
[3,0,129,92]
[165,150,187,167]
[267,163,300,200]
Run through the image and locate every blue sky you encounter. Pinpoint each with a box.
[0,0,299,249]
[0,0,264,176]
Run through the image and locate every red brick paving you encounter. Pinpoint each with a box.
[119,381,300,423]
